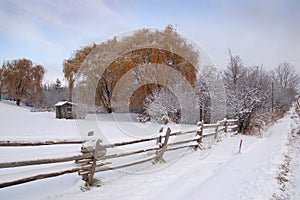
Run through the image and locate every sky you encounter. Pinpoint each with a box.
[0,0,299,83]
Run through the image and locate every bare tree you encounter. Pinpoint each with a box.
[223,49,246,88]
[223,51,272,133]
[195,75,211,123]
[271,62,299,111]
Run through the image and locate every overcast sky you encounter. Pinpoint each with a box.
[0,0,299,82]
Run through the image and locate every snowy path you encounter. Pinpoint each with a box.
[47,107,300,200]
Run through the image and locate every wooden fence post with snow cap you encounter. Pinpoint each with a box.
[79,131,94,182]
[87,139,106,186]
[79,131,106,186]
[194,121,203,150]
[153,127,171,164]
[87,140,99,185]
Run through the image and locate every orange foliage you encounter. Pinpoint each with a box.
[95,48,197,112]
[64,26,199,112]
[2,58,45,105]
[63,43,97,101]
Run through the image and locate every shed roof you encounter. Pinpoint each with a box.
[55,101,76,107]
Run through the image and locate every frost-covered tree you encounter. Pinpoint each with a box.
[145,87,180,123]
[223,49,246,88]
[224,51,272,133]
[271,62,299,112]
[195,75,211,123]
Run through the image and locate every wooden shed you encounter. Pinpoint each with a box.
[55,101,77,119]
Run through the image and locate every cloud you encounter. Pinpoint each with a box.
[1,0,299,79]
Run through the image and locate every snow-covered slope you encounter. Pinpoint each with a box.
[48,111,300,200]
[0,101,300,200]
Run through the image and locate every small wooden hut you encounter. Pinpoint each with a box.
[55,101,76,119]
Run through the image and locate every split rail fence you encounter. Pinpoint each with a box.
[0,118,238,188]
[296,99,300,111]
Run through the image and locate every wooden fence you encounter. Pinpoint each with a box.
[296,99,300,111]
[0,118,238,188]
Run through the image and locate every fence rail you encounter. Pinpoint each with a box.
[0,118,239,188]
[296,99,300,110]
[0,139,84,146]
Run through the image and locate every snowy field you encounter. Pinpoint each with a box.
[0,100,300,200]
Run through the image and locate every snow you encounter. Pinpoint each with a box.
[0,100,300,200]
[55,101,76,106]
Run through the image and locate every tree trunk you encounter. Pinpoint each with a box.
[238,118,244,133]
[16,99,21,106]
[199,106,203,122]
[69,86,73,102]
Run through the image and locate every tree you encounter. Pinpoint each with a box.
[54,78,62,90]
[69,26,199,116]
[195,75,211,123]
[223,49,246,88]
[223,51,272,133]
[40,81,69,109]
[271,62,299,111]
[2,59,45,106]
[63,43,97,102]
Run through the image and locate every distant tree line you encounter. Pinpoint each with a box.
[38,78,69,109]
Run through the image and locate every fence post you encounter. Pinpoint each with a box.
[297,100,300,110]
[157,126,164,148]
[214,122,219,139]
[153,127,171,164]
[194,121,203,150]
[224,118,228,133]
[80,131,95,182]
[87,139,100,186]
[85,139,107,186]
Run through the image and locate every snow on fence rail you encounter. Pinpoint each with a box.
[0,118,238,188]
[0,139,84,146]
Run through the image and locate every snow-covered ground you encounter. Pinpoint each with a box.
[0,100,300,200]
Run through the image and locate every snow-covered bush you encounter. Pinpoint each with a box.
[137,114,150,123]
[144,88,180,123]
[74,103,87,119]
